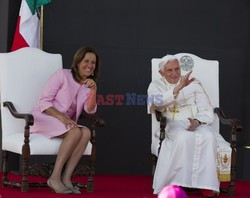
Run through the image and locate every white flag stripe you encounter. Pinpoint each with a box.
[19,0,39,48]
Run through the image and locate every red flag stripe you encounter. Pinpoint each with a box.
[11,16,29,51]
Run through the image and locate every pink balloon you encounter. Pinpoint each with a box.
[158,185,187,198]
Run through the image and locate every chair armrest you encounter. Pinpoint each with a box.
[3,101,34,126]
[155,110,167,129]
[155,110,167,155]
[214,107,242,132]
[214,107,242,150]
[79,111,105,128]
[3,101,33,154]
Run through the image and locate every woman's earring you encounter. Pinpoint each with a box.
[91,72,94,76]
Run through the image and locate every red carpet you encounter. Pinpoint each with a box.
[0,173,250,197]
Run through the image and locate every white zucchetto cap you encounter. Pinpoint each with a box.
[158,54,179,70]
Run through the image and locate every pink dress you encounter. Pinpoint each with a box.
[30,69,97,138]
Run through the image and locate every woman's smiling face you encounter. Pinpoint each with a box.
[78,52,96,80]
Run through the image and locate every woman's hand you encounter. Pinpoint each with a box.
[44,107,77,129]
[83,79,97,113]
[58,114,78,129]
[83,79,97,91]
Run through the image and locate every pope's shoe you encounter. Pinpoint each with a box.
[200,189,218,198]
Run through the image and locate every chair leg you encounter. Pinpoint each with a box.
[21,156,29,192]
[87,132,96,193]
[228,146,237,196]
[228,181,235,196]
[2,150,9,186]
[152,154,158,192]
[152,154,157,176]
[86,175,94,192]
[86,155,95,192]
[21,141,30,192]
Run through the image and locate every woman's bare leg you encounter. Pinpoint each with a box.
[48,127,82,191]
[62,127,91,187]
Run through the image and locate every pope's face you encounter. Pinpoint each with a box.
[160,59,181,84]
[77,52,96,80]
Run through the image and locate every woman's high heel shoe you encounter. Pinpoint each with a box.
[47,180,72,194]
[61,181,81,194]
[66,186,81,194]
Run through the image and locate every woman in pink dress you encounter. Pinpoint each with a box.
[30,46,99,194]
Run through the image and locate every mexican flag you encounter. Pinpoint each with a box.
[11,0,51,51]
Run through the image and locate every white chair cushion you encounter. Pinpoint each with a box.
[2,133,92,155]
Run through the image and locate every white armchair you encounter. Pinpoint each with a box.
[150,53,242,195]
[0,47,104,192]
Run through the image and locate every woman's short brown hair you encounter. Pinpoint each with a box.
[71,46,100,83]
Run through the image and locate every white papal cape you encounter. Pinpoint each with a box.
[147,77,231,194]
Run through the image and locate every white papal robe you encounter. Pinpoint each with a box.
[147,77,230,194]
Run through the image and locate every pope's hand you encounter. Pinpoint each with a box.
[187,118,200,131]
[173,71,195,95]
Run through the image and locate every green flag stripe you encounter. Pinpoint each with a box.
[26,0,52,15]
[36,0,51,9]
